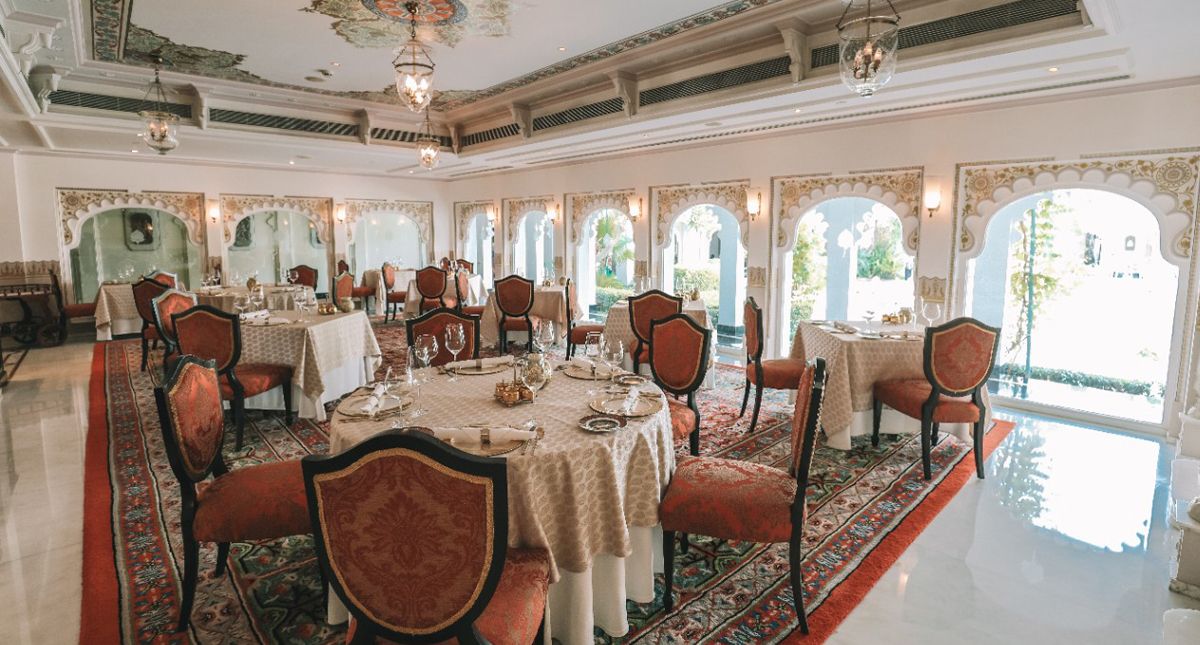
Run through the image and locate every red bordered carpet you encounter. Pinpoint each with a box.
[81,328,1014,643]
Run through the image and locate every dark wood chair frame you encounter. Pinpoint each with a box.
[336,259,350,275]
[132,277,171,372]
[172,304,293,450]
[628,289,683,375]
[404,307,482,365]
[739,296,779,434]
[382,263,403,323]
[872,317,1001,480]
[151,289,198,373]
[290,264,319,290]
[648,313,712,456]
[564,278,602,360]
[333,271,354,302]
[494,274,537,353]
[415,266,451,314]
[663,357,827,635]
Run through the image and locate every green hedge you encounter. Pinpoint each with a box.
[673,267,719,294]
[594,286,631,314]
[993,363,1164,398]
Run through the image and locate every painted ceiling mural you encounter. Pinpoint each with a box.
[89,0,779,110]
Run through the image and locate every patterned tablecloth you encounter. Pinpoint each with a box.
[94,283,140,341]
[478,286,580,346]
[402,273,485,317]
[195,285,314,313]
[239,309,381,421]
[790,321,989,450]
[328,366,674,643]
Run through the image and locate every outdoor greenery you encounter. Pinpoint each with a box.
[790,220,827,327]
[1004,197,1072,361]
[856,214,907,279]
[993,363,1165,399]
[673,267,720,294]
[594,211,635,278]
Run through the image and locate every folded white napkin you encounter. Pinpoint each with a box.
[444,356,514,370]
[622,386,644,415]
[359,384,389,415]
[430,426,536,444]
[570,357,612,374]
[832,321,858,334]
[266,316,290,325]
[239,309,269,321]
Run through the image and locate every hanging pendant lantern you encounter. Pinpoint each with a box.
[836,0,901,98]
[392,1,435,113]
[416,113,441,170]
[138,57,179,154]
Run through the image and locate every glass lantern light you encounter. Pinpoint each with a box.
[837,0,901,98]
[392,1,435,113]
[416,113,441,170]
[138,58,179,155]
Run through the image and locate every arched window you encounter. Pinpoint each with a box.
[226,210,326,286]
[68,208,204,303]
[464,212,494,284]
[664,204,746,349]
[575,208,634,321]
[349,213,426,274]
[513,211,555,282]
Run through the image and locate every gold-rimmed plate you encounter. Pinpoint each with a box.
[564,365,618,380]
[579,414,627,433]
[614,374,647,387]
[336,388,414,419]
[454,363,511,375]
[588,394,663,418]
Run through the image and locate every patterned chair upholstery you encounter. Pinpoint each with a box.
[132,277,171,372]
[872,317,1000,480]
[382,263,406,323]
[416,266,456,314]
[659,358,827,635]
[334,272,354,303]
[565,279,604,359]
[741,297,808,434]
[405,308,481,367]
[173,305,294,450]
[495,275,539,353]
[649,314,711,456]
[301,429,550,644]
[154,356,311,632]
[455,270,484,315]
[152,289,198,372]
[290,265,318,290]
[146,270,179,289]
[628,290,683,375]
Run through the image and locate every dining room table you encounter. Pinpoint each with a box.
[236,308,382,421]
[478,284,579,346]
[93,282,141,341]
[790,319,991,450]
[194,284,315,313]
[325,361,674,644]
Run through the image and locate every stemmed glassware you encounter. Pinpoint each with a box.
[534,321,555,353]
[250,285,265,312]
[521,356,548,402]
[584,331,604,390]
[863,309,876,327]
[444,323,466,382]
[234,295,249,316]
[401,351,425,420]
[604,338,625,381]
[414,333,439,382]
[921,300,942,328]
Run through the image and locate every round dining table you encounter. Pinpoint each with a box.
[326,363,675,644]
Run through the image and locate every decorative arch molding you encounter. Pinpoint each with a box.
[502,196,554,243]
[652,181,751,249]
[455,200,494,243]
[58,189,206,250]
[219,194,332,245]
[566,190,634,244]
[344,199,434,262]
[956,155,1200,266]
[773,168,923,252]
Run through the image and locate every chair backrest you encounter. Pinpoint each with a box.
[416,266,448,299]
[146,270,179,289]
[564,278,576,323]
[152,289,198,344]
[790,359,827,525]
[455,271,470,305]
[301,429,508,643]
[405,308,480,367]
[154,356,228,485]
[743,297,765,362]
[628,290,683,344]
[439,257,453,271]
[291,265,318,289]
[648,313,711,396]
[132,277,171,326]
[494,275,534,318]
[382,263,396,291]
[337,259,350,275]
[334,272,354,301]
[173,305,241,374]
[923,317,1002,396]
[458,259,474,273]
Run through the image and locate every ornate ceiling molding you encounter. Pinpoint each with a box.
[344,199,434,261]
[219,194,332,245]
[454,200,494,242]
[57,188,205,250]
[566,190,633,244]
[652,181,750,248]
[502,196,553,243]
[773,169,923,251]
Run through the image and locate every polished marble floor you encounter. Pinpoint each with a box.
[0,341,1196,643]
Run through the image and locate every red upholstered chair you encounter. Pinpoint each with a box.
[152,289,198,372]
[565,279,603,359]
[290,264,318,290]
[147,270,180,289]
[457,259,474,273]
[405,308,481,367]
[154,356,312,633]
[333,272,354,303]
[872,317,1000,480]
[495,275,538,353]
[132,277,171,372]
[50,270,95,320]
[454,270,481,315]
[649,314,711,456]
[350,277,374,313]
[300,429,550,645]
[173,305,293,450]
[628,290,683,375]
[337,259,350,275]
[416,266,456,313]
[382,263,406,323]
[740,297,808,434]
[660,358,827,634]
[439,256,453,271]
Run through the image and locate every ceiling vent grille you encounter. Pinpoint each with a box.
[208,109,359,137]
[371,127,452,147]
[48,90,192,118]
[462,123,521,148]
[811,0,1080,68]
[532,97,625,132]
[450,165,513,178]
[640,56,791,107]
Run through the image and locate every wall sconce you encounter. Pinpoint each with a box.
[206,200,220,224]
[335,203,347,223]
[924,187,942,218]
[746,190,763,221]
[628,196,643,221]
[546,202,560,222]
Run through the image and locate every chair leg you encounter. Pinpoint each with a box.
[177,530,199,632]
[932,422,941,445]
[234,397,246,451]
[789,535,808,635]
[214,542,230,576]
[920,418,932,480]
[282,379,294,426]
[872,398,883,447]
[140,333,149,372]
[747,384,764,434]
[662,529,676,612]
[739,378,751,417]
[679,532,689,554]
[973,416,986,479]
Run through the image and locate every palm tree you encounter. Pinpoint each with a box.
[594,211,634,276]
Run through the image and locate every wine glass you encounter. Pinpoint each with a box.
[234,295,248,316]
[605,338,625,380]
[534,320,555,353]
[521,358,548,402]
[250,286,265,313]
[414,333,439,381]
[863,309,876,327]
[584,331,604,385]
[444,323,466,381]
[921,301,942,328]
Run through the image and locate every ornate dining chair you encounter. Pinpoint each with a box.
[154,356,312,633]
[132,277,171,372]
[660,358,827,634]
[495,274,538,353]
[628,289,683,375]
[439,256,453,271]
[336,259,350,275]
[333,272,354,304]
[290,264,318,290]
[741,297,808,434]
[649,314,712,456]
[146,270,179,289]
[52,269,96,320]
[872,317,1000,480]
[173,305,294,450]
[458,259,475,273]
[416,266,455,314]
[404,308,481,367]
[565,278,603,359]
[350,277,374,313]
[152,288,198,372]
[382,263,406,323]
[301,429,550,645]
[456,269,486,316]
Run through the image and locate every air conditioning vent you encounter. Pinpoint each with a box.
[532,98,625,132]
[811,0,1081,68]
[48,90,192,118]
[450,166,513,178]
[371,127,452,147]
[209,109,359,137]
[462,123,521,148]
[640,56,791,107]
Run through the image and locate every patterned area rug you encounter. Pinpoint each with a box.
[80,324,1014,644]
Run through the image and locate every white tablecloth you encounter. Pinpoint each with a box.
[93,283,140,341]
[479,286,580,346]
[195,285,314,313]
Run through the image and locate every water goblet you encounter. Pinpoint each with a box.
[921,301,942,327]
[584,331,604,388]
[444,323,466,382]
[605,338,625,381]
[863,309,876,327]
[414,333,439,381]
[521,357,548,402]
[535,320,555,353]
